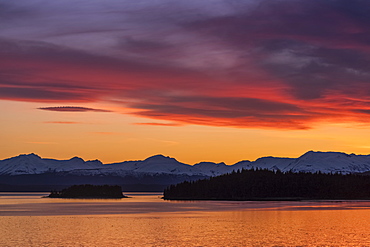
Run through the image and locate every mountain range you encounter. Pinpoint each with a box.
[1,151,370,191]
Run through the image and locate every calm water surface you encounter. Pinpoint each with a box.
[0,192,369,246]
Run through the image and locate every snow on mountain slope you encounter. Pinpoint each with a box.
[254,157,295,171]
[0,153,103,175]
[193,162,232,176]
[0,154,47,175]
[105,155,201,176]
[1,151,370,177]
[232,157,294,171]
[283,151,370,174]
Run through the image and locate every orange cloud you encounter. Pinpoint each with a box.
[134,122,184,127]
[43,121,81,124]
[90,132,124,135]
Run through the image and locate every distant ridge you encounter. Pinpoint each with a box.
[1,151,370,176]
[1,151,370,191]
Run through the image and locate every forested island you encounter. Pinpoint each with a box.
[48,184,127,198]
[163,169,370,201]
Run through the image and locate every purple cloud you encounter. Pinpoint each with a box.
[38,106,111,113]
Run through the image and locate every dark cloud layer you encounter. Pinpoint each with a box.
[2,0,370,129]
[38,106,111,113]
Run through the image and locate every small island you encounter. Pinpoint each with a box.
[48,184,127,198]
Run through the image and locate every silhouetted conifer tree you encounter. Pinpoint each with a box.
[163,169,370,200]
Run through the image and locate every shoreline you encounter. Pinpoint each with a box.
[162,197,370,201]
[45,195,129,199]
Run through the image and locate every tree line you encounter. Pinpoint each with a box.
[163,169,370,200]
[49,184,126,198]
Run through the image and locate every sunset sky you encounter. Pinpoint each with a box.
[2,0,370,164]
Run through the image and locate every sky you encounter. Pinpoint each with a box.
[1,0,370,165]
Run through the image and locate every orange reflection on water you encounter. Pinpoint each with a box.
[0,193,369,246]
[1,209,369,246]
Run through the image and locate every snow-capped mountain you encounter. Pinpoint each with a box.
[0,153,102,175]
[283,151,370,174]
[193,162,231,176]
[105,155,201,176]
[1,151,370,177]
[232,157,294,172]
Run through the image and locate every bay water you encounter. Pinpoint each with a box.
[0,192,369,246]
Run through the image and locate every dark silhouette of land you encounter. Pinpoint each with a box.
[163,169,370,201]
[48,184,127,198]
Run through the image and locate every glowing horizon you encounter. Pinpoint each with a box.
[2,0,370,164]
